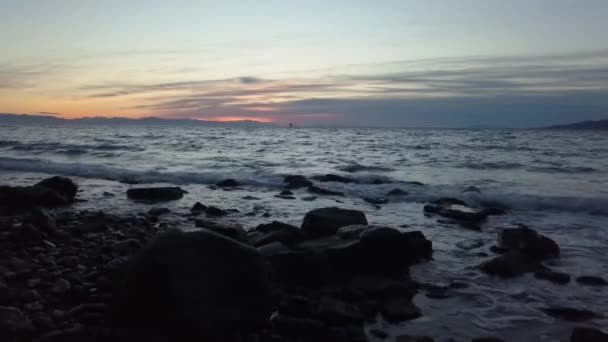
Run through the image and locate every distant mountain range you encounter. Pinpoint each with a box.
[0,113,274,127]
[544,119,608,130]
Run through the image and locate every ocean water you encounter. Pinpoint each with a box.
[1,124,607,340]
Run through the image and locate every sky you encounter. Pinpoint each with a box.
[1,0,607,127]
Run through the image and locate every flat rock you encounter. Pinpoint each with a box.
[576,276,608,286]
[126,187,187,202]
[216,179,239,187]
[571,327,608,341]
[307,185,344,196]
[541,307,599,322]
[301,207,367,238]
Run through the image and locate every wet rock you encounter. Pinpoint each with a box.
[498,226,560,260]
[50,278,71,294]
[278,295,315,317]
[205,206,228,217]
[301,207,367,238]
[301,196,318,201]
[535,269,571,285]
[0,306,34,339]
[35,176,78,202]
[576,276,608,286]
[271,313,326,338]
[195,220,247,243]
[148,207,170,217]
[478,251,541,278]
[540,307,599,322]
[284,175,313,189]
[216,178,239,187]
[571,327,608,341]
[432,197,468,206]
[312,174,357,183]
[371,329,389,339]
[381,297,421,323]
[280,190,294,196]
[316,296,363,325]
[307,185,344,196]
[455,239,485,250]
[471,338,504,342]
[242,195,260,200]
[386,188,408,196]
[336,224,372,239]
[275,194,296,200]
[14,223,43,242]
[396,335,435,342]
[117,229,274,339]
[250,221,303,247]
[190,201,207,214]
[424,201,490,224]
[126,187,187,202]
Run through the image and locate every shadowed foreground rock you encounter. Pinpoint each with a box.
[116,229,274,340]
[0,176,78,208]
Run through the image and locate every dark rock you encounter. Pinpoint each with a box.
[262,246,331,287]
[316,296,363,325]
[271,313,326,338]
[307,185,344,196]
[490,245,509,254]
[386,188,408,196]
[216,179,239,187]
[280,190,294,196]
[250,221,303,247]
[0,186,70,208]
[275,194,296,200]
[242,195,260,200]
[126,187,186,202]
[50,278,71,294]
[301,196,317,201]
[301,207,367,238]
[14,223,43,242]
[576,276,608,286]
[381,297,421,323]
[336,224,372,239]
[27,209,57,232]
[278,295,315,317]
[148,207,170,217]
[571,327,608,341]
[205,206,228,217]
[498,226,560,260]
[371,329,389,339]
[0,306,34,338]
[35,176,78,202]
[478,251,541,278]
[363,197,388,205]
[424,202,488,223]
[535,269,571,285]
[191,201,207,214]
[464,186,482,193]
[471,338,504,342]
[432,197,468,206]
[396,335,435,342]
[540,307,599,322]
[117,229,274,338]
[284,175,313,189]
[195,220,247,243]
[455,239,485,250]
[312,174,357,183]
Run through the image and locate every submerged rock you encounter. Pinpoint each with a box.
[307,185,344,196]
[498,226,560,260]
[284,175,313,189]
[386,188,408,196]
[478,251,541,278]
[117,229,274,339]
[216,178,239,187]
[571,327,608,341]
[301,207,367,238]
[535,269,571,285]
[363,197,388,205]
[312,174,357,183]
[0,185,70,208]
[576,276,608,286]
[540,307,599,322]
[126,187,186,202]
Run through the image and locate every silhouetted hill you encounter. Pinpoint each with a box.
[544,119,608,130]
[0,113,274,127]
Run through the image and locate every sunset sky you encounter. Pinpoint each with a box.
[1,0,607,127]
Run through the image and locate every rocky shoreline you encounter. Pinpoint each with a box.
[0,176,607,341]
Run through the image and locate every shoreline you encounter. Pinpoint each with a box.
[1,176,607,341]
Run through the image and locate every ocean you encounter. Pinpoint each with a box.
[1,124,607,340]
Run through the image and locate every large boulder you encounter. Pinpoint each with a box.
[34,176,78,202]
[301,207,367,238]
[126,187,187,202]
[0,185,70,208]
[117,229,274,339]
[249,221,303,247]
[498,226,560,260]
[194,219,248,243]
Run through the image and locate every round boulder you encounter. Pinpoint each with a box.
[34,176,78,202]
[301,207,368,238]
[117,229,274,339]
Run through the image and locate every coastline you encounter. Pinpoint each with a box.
[1,175,607,341]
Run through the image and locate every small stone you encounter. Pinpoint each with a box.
[51,278,71,294]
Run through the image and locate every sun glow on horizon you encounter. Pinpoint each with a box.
[194,116,275,123]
